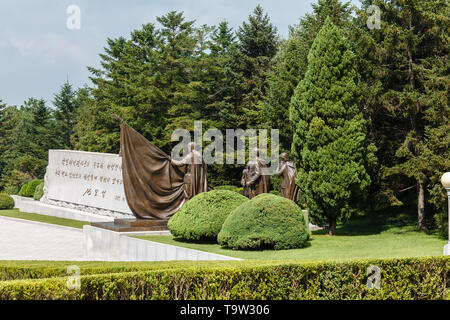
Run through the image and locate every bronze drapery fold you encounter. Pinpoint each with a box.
[120,122,186,220]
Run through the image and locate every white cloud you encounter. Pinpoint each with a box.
[8,33,91,66]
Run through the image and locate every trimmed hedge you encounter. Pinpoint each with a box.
[218,193,309,250]
[0,194,14,210]
[33,182,44,200]
[0,257,448,300]
[18,179,43,198]
[168,190,249,241]
[0,261,269,281]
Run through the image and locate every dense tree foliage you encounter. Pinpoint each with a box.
[0,1,448,233]
[264,0,354,151]
[290,18,375,235]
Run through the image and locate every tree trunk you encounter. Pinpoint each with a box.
[329,218,337,236]
[417,182,425,230]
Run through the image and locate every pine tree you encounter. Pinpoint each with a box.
[290,18,374,235]
[0,98,54,190]
[74,23,165,153]
[264,0,353,152]
[359,0,450,229]
[225,5,279,128]
[210,21,235,56]
[53,82,79,149]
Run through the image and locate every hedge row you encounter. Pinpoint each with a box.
[0,260,271,281]
[0,257,448,300]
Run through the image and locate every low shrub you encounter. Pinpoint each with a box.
[168,190,249,241]
[18,179,43,198]
[33,182,44,200]
[0,194,14,210]
[218,193,308,250]
[3,186,18,195]
[0,257,448,300]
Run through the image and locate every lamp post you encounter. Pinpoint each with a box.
[441,172,450,255]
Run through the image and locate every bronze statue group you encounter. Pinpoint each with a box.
[116,117,299,220]
[171,144,298,203]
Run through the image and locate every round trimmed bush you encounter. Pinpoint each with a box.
[19,179,43,198]
[168,190,249,241]
[18,184,28,197]
[33,182,44,200]
[0,193,14,210]
[218,193,309,250]
[25,179,43,197]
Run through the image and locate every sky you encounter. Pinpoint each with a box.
[0,0,359,107]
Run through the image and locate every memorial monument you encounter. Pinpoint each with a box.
[41,150,133,219]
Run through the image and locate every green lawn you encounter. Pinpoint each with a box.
[0,209,90,229]
[137,217,448,261]
[1,208,446,263]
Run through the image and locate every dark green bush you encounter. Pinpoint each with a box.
[435,208,449,239]
[0,193,14,210]
[270,176,282,193]
[269,190,281,196]
[18,179,43,198]
[218,193,309,250]
[0,257,448,300]
[168,190,249,241]
[214,185,241,193]
[33,182,44,200]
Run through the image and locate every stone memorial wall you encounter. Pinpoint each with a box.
[41,150,133,218]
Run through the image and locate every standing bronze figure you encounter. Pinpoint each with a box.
[244,148,270,198]
[171,142,208,200]
[275,152,299,202]
[241,168,252,198]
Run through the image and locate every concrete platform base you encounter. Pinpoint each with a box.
[83,225,240,261]
[91,218,168,232]
[11,195,114,223]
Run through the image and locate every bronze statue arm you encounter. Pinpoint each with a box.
[171,153,191,167]
[275,162,287,177]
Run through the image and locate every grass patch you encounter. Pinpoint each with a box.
[137,217,447,261]
[0,209,90,229]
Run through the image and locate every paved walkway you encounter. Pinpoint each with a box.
[0,216,85,261]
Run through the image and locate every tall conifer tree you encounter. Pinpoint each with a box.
[290,18,375,235]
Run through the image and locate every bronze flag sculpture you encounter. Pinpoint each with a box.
[118,117,207,220]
